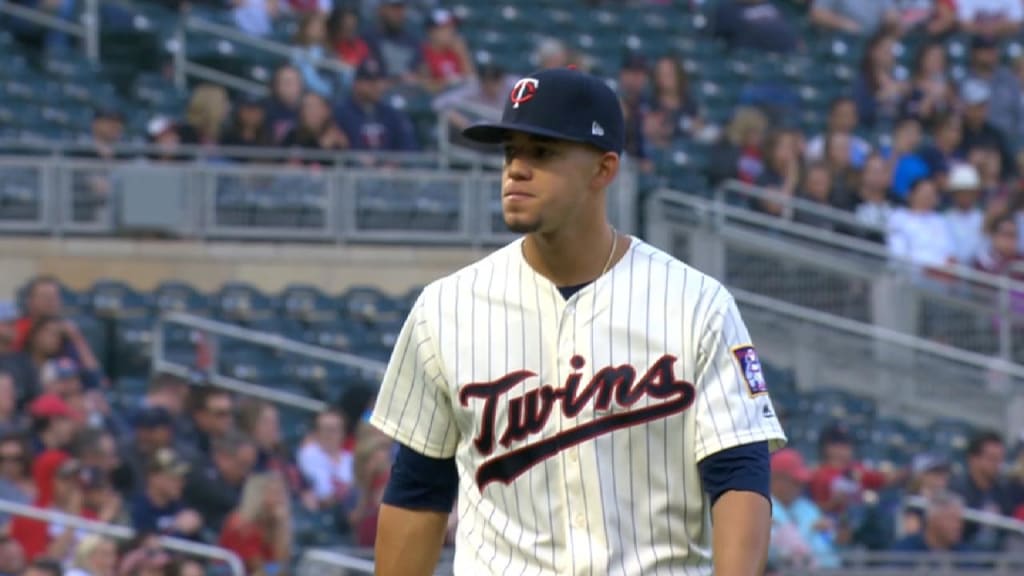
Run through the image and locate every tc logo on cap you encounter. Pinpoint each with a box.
[510,78,539,109]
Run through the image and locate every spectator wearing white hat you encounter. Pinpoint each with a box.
[944,163,985,264]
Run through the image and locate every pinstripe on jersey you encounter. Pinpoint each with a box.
[370,237,787,576]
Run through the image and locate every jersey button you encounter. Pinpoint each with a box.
[574,513,585,528]
[568,450,578,463]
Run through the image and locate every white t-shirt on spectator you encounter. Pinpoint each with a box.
[805,133,872,166]
[297,442,354,501]
[855,200,893,231]
[234,0,273,37]
[945,207,985,264]
[887,208,956,267]
[956,0,1023,23]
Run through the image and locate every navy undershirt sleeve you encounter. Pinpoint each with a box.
[381,443,459,513]
[698,441,771,507]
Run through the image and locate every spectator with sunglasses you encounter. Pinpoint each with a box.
[180,388,234,460]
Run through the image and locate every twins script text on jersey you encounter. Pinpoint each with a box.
[462,354,696,489]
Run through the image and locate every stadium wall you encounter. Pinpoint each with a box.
[0,237,488,299]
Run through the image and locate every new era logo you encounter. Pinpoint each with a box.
[591,122,605,136]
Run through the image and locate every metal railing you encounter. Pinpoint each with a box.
[154,311,386,413]
[0,154,636,245]
[0,0,100,61]
[646,187,1024,363]
[172,14,353,95]
[0,499,245,576]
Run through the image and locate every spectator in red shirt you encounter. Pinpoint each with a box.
[218,472,291,575]
[328,7,370,69]
[11,455,95,562]
[419,9,474,94]
[809,424,888,515]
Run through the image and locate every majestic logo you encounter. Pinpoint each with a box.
[459,354,696,490]
[509,78,539,109]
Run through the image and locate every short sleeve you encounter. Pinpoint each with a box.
[693,293,787,462]
[370,292,458,459]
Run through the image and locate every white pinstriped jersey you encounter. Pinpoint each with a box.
[371,237,787,576]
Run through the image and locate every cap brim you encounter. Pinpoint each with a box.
[462,122,593,148]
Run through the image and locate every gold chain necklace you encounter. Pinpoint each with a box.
[600,227,618,276]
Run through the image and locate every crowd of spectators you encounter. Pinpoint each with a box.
[47,0,1024,288]
[697,0,1024,287]
[0,276,396,575]
[768,423,1024,572]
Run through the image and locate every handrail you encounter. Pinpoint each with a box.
[163,312,387,376]
[0,499,246,576]
[183,61,269,96]
[184,15,352,76]
[733,288,1024,377]
[0,0,97,61]
[904,495,1024,535]
[0,139,454,166]
[717,178,885,235]
[154,358,328,412]
[302,548,377,574]
[654,188,1022,294]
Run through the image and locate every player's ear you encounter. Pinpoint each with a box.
[590,151,620,191]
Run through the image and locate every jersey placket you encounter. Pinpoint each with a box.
[558,289,609,575]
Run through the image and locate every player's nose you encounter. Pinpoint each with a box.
[505,155,532,181]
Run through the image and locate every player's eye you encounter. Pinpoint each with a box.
[529,146,555,161]
[503,146,517,163]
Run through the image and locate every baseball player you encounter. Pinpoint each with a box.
[370,67,787,576]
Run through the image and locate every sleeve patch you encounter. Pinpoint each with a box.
[731,345,768,397]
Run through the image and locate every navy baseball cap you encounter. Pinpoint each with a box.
[462,67,624,154]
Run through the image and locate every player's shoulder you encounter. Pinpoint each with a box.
[413,238,523,305]
[630,238,734,309]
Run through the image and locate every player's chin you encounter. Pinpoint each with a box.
[503,214,541,234]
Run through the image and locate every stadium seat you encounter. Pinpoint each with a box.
[113,317,156,378]
[213,282,276,323]
[279,284,339,325]
[152,281,210,315]
[339,286,400,325]
[927,419,977,456]
[87,280,150,318]
[220,350,283,385]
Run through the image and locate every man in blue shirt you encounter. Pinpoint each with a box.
[770,448,840,570]
[335,59,419,152]
[130,448,203,538]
